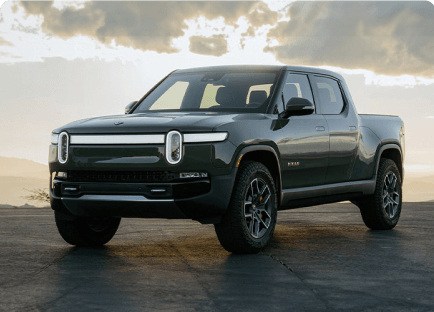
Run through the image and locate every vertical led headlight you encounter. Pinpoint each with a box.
[400,124,405,161]
[58,132,69,164]
[166,131,182,164]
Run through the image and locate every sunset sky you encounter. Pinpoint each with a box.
[0,1,433,174]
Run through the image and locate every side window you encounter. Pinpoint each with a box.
[312,76,344,115]
[283,74,314,109]
[149,81,189,110]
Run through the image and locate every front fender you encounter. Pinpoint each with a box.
[231,144,282,204]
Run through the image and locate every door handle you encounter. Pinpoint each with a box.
[349,126,357,130]
[316,126,325,132]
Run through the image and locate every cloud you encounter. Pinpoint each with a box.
[20,1,278,54]
[189,35,228,56]
[264,2,434,78]
[0,36,13,46]
[246,2,278,28]
[242,26,256,38]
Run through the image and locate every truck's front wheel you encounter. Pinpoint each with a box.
[356,158,402,230]
[214,161,278,254]
[55,213,121,246]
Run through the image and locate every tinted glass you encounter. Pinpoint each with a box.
[149,81,188,110]
[312,76,344,115]
[133,72,278,113]
[283,74,314,108]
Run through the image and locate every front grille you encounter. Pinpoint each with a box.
[67,170,178,183]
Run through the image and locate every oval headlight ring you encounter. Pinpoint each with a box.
[58,132,69,164]
[166,131,182,165]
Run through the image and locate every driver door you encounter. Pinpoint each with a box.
[278,73,330,189]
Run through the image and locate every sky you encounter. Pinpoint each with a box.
[0,0,433,174]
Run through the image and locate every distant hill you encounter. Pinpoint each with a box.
[0,157,48,206]
[403,176,434,202]
[0,156,49,180]
[0,156,432,205]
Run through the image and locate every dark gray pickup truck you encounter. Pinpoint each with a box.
[49,65,405,253]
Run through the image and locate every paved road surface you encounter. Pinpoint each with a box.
[1,203,433,311]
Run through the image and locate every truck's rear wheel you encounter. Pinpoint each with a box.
[214,161,277,254]
[55,213,121,246]
[356,159,402,230]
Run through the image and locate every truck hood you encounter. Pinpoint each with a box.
[54,112,241,134]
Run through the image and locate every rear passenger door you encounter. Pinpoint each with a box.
[310,75,359,184]
[278,73,330,189]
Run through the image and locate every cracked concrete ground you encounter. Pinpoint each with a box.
[0,203,433,311]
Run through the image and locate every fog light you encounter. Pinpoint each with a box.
[180,172,208,178]
[57,172,67,178]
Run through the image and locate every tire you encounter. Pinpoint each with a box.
[55,212,121,246]
[214,161,278,254]
[355,159,402,230]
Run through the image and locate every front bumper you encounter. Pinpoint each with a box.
[50,170,237,224]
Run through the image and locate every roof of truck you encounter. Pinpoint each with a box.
[174,65,344,81]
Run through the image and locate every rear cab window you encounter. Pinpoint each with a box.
[311,76,345,115]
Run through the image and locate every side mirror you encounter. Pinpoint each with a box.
[278,97,315,119]
[125,101,138,114]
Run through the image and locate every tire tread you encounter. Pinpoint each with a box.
[214,161,277,253]
[358,158,402,230]
[55,213,121,246]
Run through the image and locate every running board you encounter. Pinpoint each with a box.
[280,177,376,207]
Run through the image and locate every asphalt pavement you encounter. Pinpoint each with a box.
[1,203,433,312]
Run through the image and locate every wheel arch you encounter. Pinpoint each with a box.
[375,144,403,182]
[234,145,282,206]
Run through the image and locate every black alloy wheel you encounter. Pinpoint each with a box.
[382,172,400,219]
[215,161,278,254]
[244,177,273,239]
[357,159,403,230]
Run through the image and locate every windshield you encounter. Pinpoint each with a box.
[133,71,278,114]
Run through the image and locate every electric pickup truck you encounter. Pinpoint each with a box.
[49,65,405,253]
